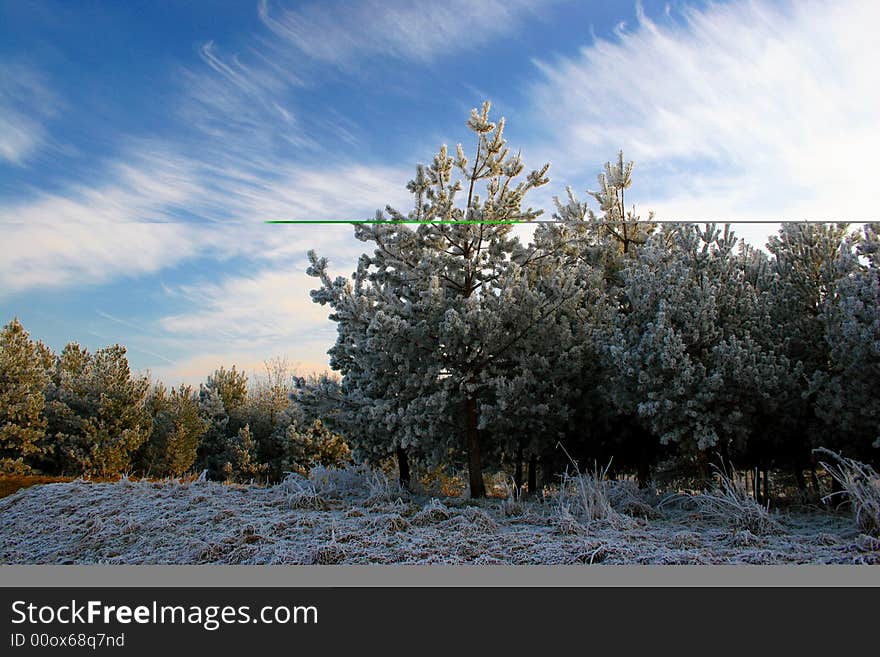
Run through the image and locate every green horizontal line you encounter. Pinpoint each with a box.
[265,219,875,225]
[265,220,523,224]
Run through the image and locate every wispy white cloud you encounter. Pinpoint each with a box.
[1,152,398,374]
[528,0,880,244]
[257,0,547,66]
[1,0,478,300]
[139,160,415,381]
[177,40,314,156]
[0,62,60,165]
[0,147,409,296]
[156,265,340,382]
[0,150,204,293]
[159,266,331,341]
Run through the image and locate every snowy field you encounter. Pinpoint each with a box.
[1,468,878,565]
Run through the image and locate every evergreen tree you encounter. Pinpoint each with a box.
[815,223,880,462]
[222,424,268,483]
[528,153,657,485]
[196,383,231,479]
[762,223,852,472]
[309,101,556,497]
[137,383,207,477]
[274,418,352,476]
[0,318,49,473]
[42,342,90,473]
[603,224,789,477]
[246,359,301,478]
[206,365,248,426]
[48,344,151,476]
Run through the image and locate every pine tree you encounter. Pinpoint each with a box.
[815,223,880,461]
[528,153,658,485]
[603,224,789,478]
[137,383,207,477]
[206,366,248,423]
[43,342,91,473]
[196,383,231,479]
[276,418,352,475]
[222,424,267,483]
[41,342,151,476]
[763,223,852,472]
[0,318,49,473]
[245,358,301,479]
[309,101,556,497]
[586,151,657,256]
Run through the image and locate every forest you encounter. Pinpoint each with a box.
[1,103,878,515]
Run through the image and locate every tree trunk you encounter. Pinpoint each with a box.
[465,395,485,498]
[637,443,651,489]
[794,466,806,493]
[697,450,710,489]
[810,465,821,497]
[396,447,410,489]
[527,455,537,497]
[761,467,770,506]
[540,453,554,492]
[514,444,524,497]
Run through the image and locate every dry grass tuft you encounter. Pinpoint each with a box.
[411,498,452,526]
[677,462,780,534]
[369,513,410,533]
[278,474,330,510]
[551,445,635,529]
[311,541,346,564]
[815,448,880,536]
[607,480,662,519]
[555,463,620,525]
[496,478,526,517]
[462,506,498,532]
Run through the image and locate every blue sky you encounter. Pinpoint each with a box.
[2,0,878,385]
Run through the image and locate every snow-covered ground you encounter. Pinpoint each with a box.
[1,468,878,564]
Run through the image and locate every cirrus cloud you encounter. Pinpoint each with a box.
[528,0,880,245]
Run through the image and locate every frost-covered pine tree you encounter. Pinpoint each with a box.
[205,365,249,427]
[309,102,553,497]
[42,342,151,476]
[475,265,585,491]
[243,359,302,479]
[137,383,207,477]
[533,151,656,277]
[196,383,231,479]
[528,153,658,485]
[222,424,267,483]
[586,151,657,257]
[763,223,852,469]
[814,223,880,461]
[276,418,352,475]
[194,366,251,479]
[0,318,49,473]
[603,224,790,477]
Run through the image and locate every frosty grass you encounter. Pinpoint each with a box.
[1,467,877,565]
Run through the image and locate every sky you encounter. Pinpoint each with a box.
[1,0,878,385]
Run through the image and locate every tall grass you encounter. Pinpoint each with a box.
[670,460,779,534]
[553,443,628,528]
[814,448,880,536]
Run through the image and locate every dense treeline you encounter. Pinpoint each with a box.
[0,329,351,481]
[305,102,880,497]
[2,103,877,498]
